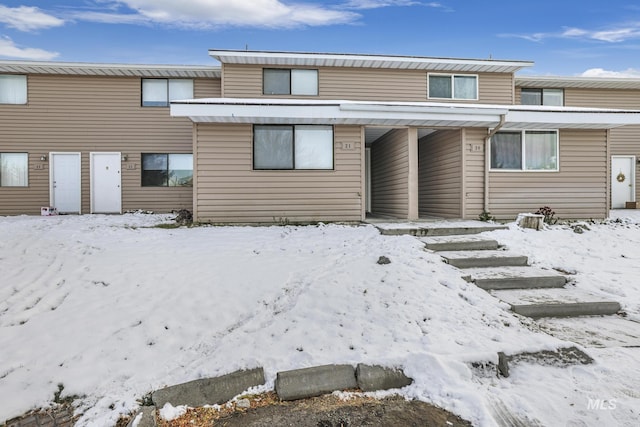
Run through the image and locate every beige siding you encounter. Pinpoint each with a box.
[370,129,409,218]
[488,129,608,220]
[463,128,487,219]
[223,64,515,104]
[418,129,462,218]
[193,124,362,223]
[0,74,220,215]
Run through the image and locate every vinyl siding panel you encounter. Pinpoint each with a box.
[370,129,409,218]
[463,128,487,219]
[193,124,362,223]
[223,64,515,104]
[488,129,608,220]
[418,129,462,218]
[0,74,219,215]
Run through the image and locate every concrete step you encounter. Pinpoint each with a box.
[422,235,501,251]
[491,288,621,319]
[374,221,507,237]
[463,267,567,290]
[440,250,528,269]
[537,316,640,348]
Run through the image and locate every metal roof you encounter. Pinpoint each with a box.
[171,98,640,129]
[516,75,640,90]
[209,50,533,74]
[0,60,220,78]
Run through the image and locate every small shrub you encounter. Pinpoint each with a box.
[478,210,495,222]
[535,206,558,225]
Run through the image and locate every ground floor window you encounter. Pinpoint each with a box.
[141,153,193,186]
[253,125,333,170]
[0,153,28,186]
[491,130,558,171]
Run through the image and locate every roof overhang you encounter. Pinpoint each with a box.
[209,49,533,74]
[0,60,220,78]
[171,99,640,129]
[516,75,640,90]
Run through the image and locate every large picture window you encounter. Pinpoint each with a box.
[0,153,28,186]
[141,154,193,186]
[142,79,193,107]
[491,130,558,171]
[263,69,318,95]
[521,88,564,106]
[253,125,333,170]
[0,75,27,104]
[428,74,478,100]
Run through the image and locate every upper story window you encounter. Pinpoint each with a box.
[253,125,333,170]
[491,130,558,171]
[0,75,27,104]
[521,88,564,106]
[1,153,28,186]
[263,69,318,96]
[428,73,478,100]
[141,153,193,186]
[142,79,193,107]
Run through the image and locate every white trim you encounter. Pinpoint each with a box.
[209,50,533,74]
[489,129,559,172]
[427,73,479,101]
[49,152,82,214]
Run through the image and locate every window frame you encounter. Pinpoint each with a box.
[141,153,193,187]
[0,152,29,187]
[0,74,27,105]
[252,124,334,171]
[520,88,564,106]
[427,73,479,100]
[490,129,559,172]
[262,68,319,96]
[141,78,194,107]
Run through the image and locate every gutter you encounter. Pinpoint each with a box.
[484,114,506,214]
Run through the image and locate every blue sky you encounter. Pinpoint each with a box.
[1,0,640,77]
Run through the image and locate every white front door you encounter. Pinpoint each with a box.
[90,152,121,213]
[50,152,82,214]
[611,156,636,208]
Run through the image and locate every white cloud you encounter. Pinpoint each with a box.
[342,0,420,9]
[506,23,640,44]
[581,67,640,78]
[0,5,64,32]
[0,37,59,60]
[73,0,359,29]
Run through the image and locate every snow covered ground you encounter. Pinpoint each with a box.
[0,212,639,426]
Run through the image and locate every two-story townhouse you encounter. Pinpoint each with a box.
[0,61,220,216]
[516,76,640,211]
[172,50,640,223]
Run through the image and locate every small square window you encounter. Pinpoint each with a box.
[0,75,27,104]
[0,152,28,186]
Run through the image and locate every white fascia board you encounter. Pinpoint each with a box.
[506,110,640,129]
[171,101,506,127]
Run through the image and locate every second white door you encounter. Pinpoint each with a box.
[90,152,122,213]
[611,155,635,209]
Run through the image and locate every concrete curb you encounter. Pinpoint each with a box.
[152,367,265,408]
[275,364,357,401]
[356,364,413,392]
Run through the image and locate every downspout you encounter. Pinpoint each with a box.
[484,114,506,213]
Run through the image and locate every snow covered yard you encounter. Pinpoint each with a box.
[0,213,639,426]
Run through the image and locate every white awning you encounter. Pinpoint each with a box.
[171,99,640,129]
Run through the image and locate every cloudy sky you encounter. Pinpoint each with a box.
[1,0,640,76]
